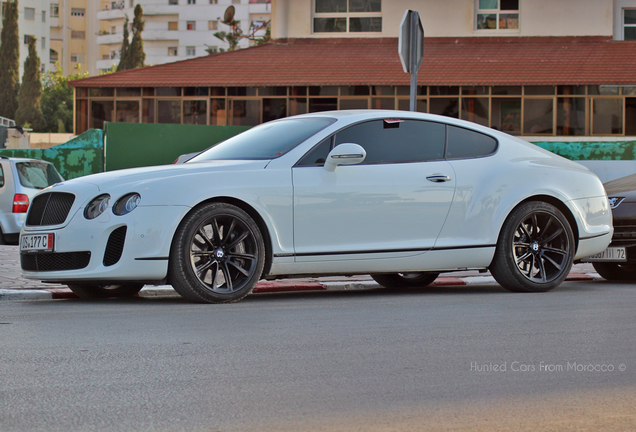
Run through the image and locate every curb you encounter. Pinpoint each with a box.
[0,273,601,302]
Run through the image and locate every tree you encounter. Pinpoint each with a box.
[117,15,131,71]
[118,5,145,71]
[15,38,44,130]
[40,63,89,133]
[129,4,146,69]
[212,20,270,53]
[0,0,20,119]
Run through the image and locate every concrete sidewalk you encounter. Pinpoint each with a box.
[0,245,602,301]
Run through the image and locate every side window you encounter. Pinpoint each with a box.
[297,137,333,166]
[446,125,497,159]
[332,119,445,164]
[0,164,4,187]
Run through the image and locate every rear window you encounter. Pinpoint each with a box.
[16,162,63,189]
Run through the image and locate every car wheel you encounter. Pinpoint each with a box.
[169,202,265,303]
[592,262,636,280]
[490,201,574,292]
[67,283,144,299]
[371,272,440,289]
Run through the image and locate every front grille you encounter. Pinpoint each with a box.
[26,192,75,226]
[612,220,636,244]
[21,252,91,272]
[103,226,127,266]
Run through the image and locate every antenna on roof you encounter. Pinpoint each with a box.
[223,6,236,28]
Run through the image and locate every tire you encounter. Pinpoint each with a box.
[371,272,440,289]
[67,283,144,299]
[169,202,265,304]
[592,262,636,281]
[490,201,575,292]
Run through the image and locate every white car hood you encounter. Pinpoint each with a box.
[63,159,271,192]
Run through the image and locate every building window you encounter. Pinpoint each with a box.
[186,46,196,56]
[232,0,240,4]
[625,9,636,40]
[168,47,178,56]
[71,31,85,39]
[476,0,519,30]
[24,35,35,44]
[187,21,196,30]
[42,10,46,21]
[111,26,116,34]
[24,7,35,20]
[210,0,218,3]
[313,0,382,33]
[187,0,196,4]
[71,8,85,17]
[168,21,178,30]
[71,54,85,63]
[169,0,178,5]
[41,36,46,49]
[208,20,218,30]
[50,3,59,18]
[50,49,59,63]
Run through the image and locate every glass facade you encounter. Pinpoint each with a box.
[75,85,636,137]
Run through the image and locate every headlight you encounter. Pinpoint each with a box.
[84,194,110,219]
[113,193,141,216]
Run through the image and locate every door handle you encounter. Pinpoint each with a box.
[426,174,452,183]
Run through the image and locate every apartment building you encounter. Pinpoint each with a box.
[95,0,271,73]
[0,0,51,77]
[70,0,636,136]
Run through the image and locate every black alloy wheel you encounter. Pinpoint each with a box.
[592,262,636,281]
[490,201,574,292]
[170,202,265,303]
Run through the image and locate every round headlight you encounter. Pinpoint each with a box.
[113,193,141,216]
[84,194,110,220]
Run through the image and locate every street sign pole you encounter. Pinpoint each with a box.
[409,11,420,112]
[398,10,424,112]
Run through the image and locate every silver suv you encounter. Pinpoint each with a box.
[0,156,64,244]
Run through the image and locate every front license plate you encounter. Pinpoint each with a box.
[582,247,626,262]
[20,233,54,252]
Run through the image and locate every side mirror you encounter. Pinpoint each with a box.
[324,143,366,172]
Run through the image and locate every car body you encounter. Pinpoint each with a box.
[20,111,612,302]
[0,156,64,244]
[581,173,636,279]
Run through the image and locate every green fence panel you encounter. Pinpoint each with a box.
[533,141,636,161]
[104,122,250,171]
[0,129,104,180]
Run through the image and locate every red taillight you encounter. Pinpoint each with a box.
[13,194,29,213]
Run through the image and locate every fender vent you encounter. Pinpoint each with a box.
[103,226,127,266]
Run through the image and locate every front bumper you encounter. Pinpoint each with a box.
[20,205,189,283]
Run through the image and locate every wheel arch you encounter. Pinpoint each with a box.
[514,195,580,250]
[170,196,274,278]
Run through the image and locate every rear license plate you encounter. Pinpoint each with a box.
[582,247,626,262]
[20,234,54,252]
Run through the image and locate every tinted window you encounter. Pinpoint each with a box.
[332,119,445,164]
[297,137,332,166]
[191,118,336,161]
[0,164,4,187]
[16,162,63,189]
[446,126,497,159]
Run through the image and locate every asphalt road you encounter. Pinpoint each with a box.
[1,280,635,432]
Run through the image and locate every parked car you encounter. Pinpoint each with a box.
[19,111,612,302]
[582,173,636,280]
[0,156,64,244]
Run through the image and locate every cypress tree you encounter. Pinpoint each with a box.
[0,0,20,119]
[15,38,44,130]
[117,15,131,71]
[129,4,146,69]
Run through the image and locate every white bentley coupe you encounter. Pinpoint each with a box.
[20,111,612,303]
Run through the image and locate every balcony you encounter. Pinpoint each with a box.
[97,33,123,45]
[97,9,126,20]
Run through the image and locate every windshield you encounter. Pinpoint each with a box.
[190,117,336,162]
[16,162,63,189]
